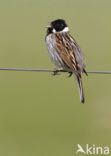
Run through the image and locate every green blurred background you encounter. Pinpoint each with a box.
[0,0,111,155]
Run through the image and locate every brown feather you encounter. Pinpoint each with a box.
[55,32,82,74]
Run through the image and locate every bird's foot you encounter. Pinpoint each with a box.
[83,69,88,76]
[68,72,73,77]
[52,68,64,76]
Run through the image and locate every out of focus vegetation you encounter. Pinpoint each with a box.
[0,0,111,155]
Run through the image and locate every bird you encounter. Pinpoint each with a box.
[45,19,87,103]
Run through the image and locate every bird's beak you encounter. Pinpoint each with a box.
[45,22,51,28]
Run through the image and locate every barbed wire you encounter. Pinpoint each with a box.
[0,68,111,74]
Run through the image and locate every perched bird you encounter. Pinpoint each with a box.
[45,19,87,103]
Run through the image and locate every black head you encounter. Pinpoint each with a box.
[51,19,67,32]
[46,19,69,35]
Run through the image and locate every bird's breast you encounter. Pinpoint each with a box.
[45,34,66,68]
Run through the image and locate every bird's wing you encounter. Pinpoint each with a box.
[55,32,85,74]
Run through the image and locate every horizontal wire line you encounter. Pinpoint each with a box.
[0,68,111,74]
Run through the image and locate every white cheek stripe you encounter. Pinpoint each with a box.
[52,29,56,33]
[62,27,69,32]
[52,27,69,33]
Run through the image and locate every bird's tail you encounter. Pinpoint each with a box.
[73,73,85,104]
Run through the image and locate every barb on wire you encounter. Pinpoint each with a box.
[0,68,111,74]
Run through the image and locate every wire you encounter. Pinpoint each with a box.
[0,68,111,74]
[0,68,55,72]
[86,71,111,74]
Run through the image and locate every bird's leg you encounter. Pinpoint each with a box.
[68,72,73,77]
[83,69,88,76]
[52,67,64,76]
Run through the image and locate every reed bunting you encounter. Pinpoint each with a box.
[45,19,87,103]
